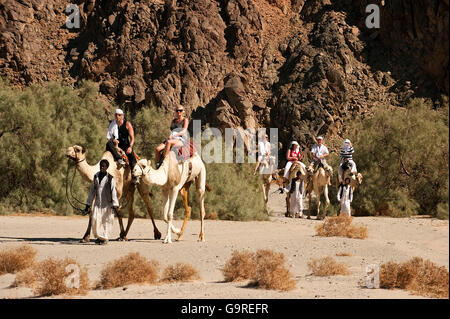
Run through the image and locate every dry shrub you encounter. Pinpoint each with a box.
[34,257,90,296]
[250,249,296,291]
[380,257,449,299]
[98,252,159,289]
[308,256,350,276]
[222,250,256,282]
[11,267,38,288]
[336,252,353,257]
[162,263,200,283]
[316,216,368,239]
[0,245,37,274]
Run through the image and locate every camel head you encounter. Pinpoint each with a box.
[288,162,307,180]
[133,159,151,179]
[66,145,86,163]
[324,165,333,177]
[354,172,363,186]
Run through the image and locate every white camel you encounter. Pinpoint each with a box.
[133,150,208,243]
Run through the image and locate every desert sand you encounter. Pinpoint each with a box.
[0,185,448,299]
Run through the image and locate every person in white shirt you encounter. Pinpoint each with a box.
[337,177,353,217]
[254,134,272,175]
[285,171,305,218]
[84,159,119,245]
[338,139,357,185]
[308,136,332,186]
[106,108,137,172]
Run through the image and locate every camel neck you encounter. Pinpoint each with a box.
[77,159,97,183]
[147,158,169,186]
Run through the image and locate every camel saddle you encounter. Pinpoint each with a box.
[175,140,198,162]
[116,146,140,166]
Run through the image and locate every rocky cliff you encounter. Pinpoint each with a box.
[0,0,448,152]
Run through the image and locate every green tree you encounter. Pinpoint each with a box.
[348,98,449,218]
[0,80,108,214]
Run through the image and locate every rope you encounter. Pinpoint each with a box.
[65,160,86,214]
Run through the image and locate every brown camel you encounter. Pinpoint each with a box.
[306,165,333,220]
[258,156,278,208]
[340,168,363,191]
[284,162,308,217]
[66,145,161,242]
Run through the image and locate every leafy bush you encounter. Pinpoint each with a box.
[348,98,449,217]
[0,80,108,214]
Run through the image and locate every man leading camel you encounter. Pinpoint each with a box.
[84,159,119,245]
[308,136,332,186]
[106,108,138,183]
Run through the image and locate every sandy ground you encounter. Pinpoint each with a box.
[0,184,448,299]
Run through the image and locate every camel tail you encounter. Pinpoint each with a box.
[205,182,212,192]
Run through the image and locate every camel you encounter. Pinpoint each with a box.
[284,162,308,217]
[65,145,161,242]
[340,167,363,191]
[258,156,278,207]
[306,165,333,220]
[133,150,208,243]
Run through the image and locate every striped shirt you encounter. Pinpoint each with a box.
[340,145,354,160]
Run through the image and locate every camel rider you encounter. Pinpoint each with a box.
[155,105,189,169]
[308,136,331,186]
[338,139,357,185]
[106,109,137,176]
[337,177,353,217]
[254,133,272,175]
[278,141,306,193]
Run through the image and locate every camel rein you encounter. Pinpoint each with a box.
[65,159,87,214]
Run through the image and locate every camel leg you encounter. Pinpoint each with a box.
[116,205,125,238]
[120,185,136,241]
[316,187,321,220]
[80,212,92,243]
[177,182,192,241]
[307,192,312,219]
[261,182,267,204]
[196,172,206,242]
[137,183,162,240]
[285,193,290,217]
[323,185,330,218]
[163,189,181,244]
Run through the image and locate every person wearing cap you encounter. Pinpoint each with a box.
[106,108,137,175]
[308,136,331,185]
[155,105,189,168]
[254,133,272,175]
[338,139,357,185]
[84,159,119,245]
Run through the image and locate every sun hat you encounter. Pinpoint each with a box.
[115,108,124,115]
